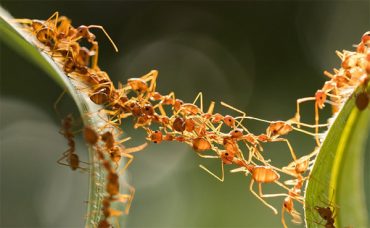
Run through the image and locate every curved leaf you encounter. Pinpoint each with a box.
[305,83,370,227]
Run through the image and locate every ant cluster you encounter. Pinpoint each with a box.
[14,12,369,228]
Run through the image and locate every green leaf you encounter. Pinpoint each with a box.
[305,83,370,227]
[0,7,110,227]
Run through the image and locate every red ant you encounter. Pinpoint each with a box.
[57,114,87,171]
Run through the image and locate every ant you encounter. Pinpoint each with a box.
[292,70,345,146]
[312,193,337,228]
[354,76,369,111]
[230,161,290,215]
[196,147,289,215]
[57,114,87,171]
[16,12,118,72]
[314,205,336,228]
[281,176,305,228]
[279,149,320,227]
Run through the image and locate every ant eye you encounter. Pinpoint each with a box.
[225,153,229,156]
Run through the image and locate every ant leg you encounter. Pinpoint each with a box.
[53,90,67,118]
[281,206,288,228]
[155,103,167,117]
[248,147,270,166]
[294,97,316,128]
[207,101,215,115]
[116,137,131,144]
[113,215,121,228]
[196,154,219,159]
[119,143,148,174]
[119,153,134,175]
[12,18,33,25]
[45,11,59,28]
[258,181,289,198]
[257,181,289,198]
[56,150,70,167]
[90,41,99,70]
[288,120,329,129]
[230,166,247,174]
[123,184,135,214]
[199,159,224,182]
[123,143,148,154]
[249,180,278,214]
[273,138,297,161]
[146,70,158,95]
[192,92,203,112]
[87,25,119,52]
[314,103,321,146]
[247,146,255,164]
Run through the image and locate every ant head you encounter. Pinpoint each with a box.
[76,25,89,37]
[31,20,44,31]
[174,99,184,112]
[220,151,234,164]
[361,31,370,44]
[315,90,327,108]
[36,28,55,45]
[142,104,154,116]
[283,197,293,211]
[223,115,235,128]
[89,88,109,105]
[127,78,148,93]
[129,102,142,117]
[230,128,243,139]
[150,130,163,144]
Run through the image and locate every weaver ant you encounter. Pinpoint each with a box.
[57,114,87,171]
[231,162,290,215]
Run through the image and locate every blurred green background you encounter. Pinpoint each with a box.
[1,1,369,227]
